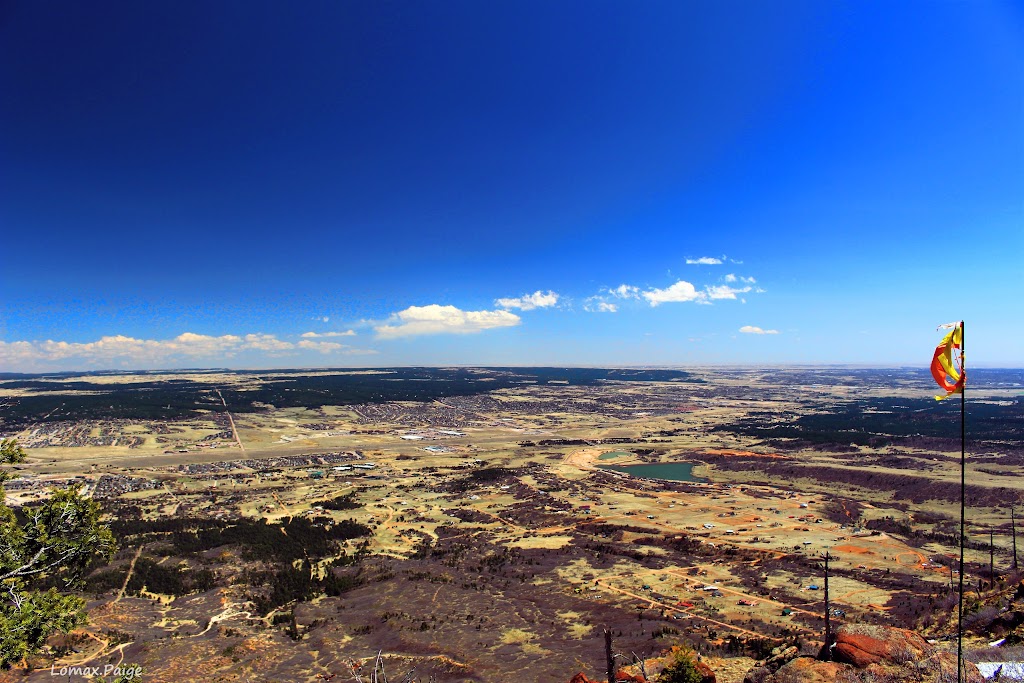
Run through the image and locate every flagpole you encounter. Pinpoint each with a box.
[957,320,966,683]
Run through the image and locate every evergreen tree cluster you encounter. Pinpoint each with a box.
[0,439,115,668]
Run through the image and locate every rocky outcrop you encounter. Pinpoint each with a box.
[693,660,717,683]
[615,672,647,682]
[565,671,653,683]
[832,623,929,667]
[747,625,985,683]
[564,669,648,682]
[744,644,800,683]
[767,658,846,683]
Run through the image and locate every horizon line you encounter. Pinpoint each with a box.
[2,363,1021,376]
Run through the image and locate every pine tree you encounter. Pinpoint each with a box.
[658,647,704,683]
[0,438,115,668]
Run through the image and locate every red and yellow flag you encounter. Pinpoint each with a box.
[931,322,965,400]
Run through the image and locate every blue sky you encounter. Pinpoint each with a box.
[1,1,1022,371]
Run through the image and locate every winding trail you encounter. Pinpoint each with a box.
[193,604,259,636]
[57,632,132,669]
[115,545,144,603]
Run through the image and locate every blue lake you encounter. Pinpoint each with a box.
[598,462,705,482]
[598,451,631,460]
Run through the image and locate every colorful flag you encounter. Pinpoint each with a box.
[931,321,965,400]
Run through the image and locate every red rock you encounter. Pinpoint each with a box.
[751,626,988,683]
[615,673,646,682]
[833,624,928,668]
[695,660,717,683]
[569,673,597,683]
[770,657,845,683]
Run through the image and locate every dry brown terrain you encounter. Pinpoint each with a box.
[2,367,1021,682]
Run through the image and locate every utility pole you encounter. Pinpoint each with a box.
[930,320,967,683]
[823,550,832,661]
[957,320,966,683]
[1013,506,1019,571]
[604,629,615,683]
[990,529,995,587]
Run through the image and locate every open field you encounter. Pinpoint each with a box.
[1,367,1022,682]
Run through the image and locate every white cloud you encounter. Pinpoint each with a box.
[300,330,356,338]
[0,341,37,364]
[0,332,291,367]
[685,257,723,265]
[584,300,618,313]
[241,334,294,353]
[609,274,763,308]
[0,330,384,370]
[608,284,640,299]
[642,280,707,306]
[375,304,521,339]
[495,290,559,311]
[705,285,753,300]
[294,340,381,355]
[739,326,779,335]
[54,333,248,359]
[297,340,343,353]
